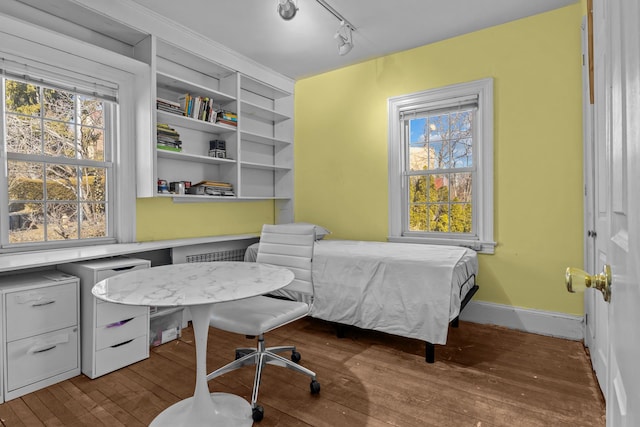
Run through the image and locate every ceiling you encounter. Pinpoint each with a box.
[6,0,577,81]
[127,0,576,80]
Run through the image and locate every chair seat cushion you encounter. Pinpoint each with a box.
[210,296,310,335]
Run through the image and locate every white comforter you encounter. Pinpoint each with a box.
[309,240,472,345]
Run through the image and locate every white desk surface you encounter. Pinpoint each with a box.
[0,234,258,273]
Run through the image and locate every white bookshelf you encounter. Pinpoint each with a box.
[135,37,294,222]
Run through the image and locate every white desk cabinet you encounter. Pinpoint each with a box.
[0,270,81,401]
[58,257,150,379]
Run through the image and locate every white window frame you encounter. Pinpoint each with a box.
[0,16,144,253]
[387,78,495,254]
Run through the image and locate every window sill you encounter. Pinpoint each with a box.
[387,236,496,254]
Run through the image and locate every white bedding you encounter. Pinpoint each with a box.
[245,240,478,345]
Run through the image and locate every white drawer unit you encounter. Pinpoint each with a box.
[58,257,151,379]
[6,326,79,392]
[94,334,149,378]
[0,270,80,401]
[5,281,78,342]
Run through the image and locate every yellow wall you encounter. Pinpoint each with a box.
[294,5,586,315]
[136,198,273,241]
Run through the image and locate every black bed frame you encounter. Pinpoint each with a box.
[334,275,479,364]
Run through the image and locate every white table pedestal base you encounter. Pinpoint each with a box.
[150,392,252,426]
[150,304,253,426]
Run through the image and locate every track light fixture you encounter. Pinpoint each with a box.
[315,0,356,56]
[334,21,353,56]
[276,0,355,55]
[278,0,298,21]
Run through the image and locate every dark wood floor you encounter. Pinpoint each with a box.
[0,318,605,426]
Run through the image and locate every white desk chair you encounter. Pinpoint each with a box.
[207,224,320,422]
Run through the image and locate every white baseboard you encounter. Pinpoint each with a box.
[459,301,584,341]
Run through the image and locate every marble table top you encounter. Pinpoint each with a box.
[92,261,294,307]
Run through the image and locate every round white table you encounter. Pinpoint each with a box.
[92,261,294,427]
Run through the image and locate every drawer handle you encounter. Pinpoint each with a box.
[111,339,134,348]
[106,318,134,328]
[32,345,57,354]
[32,299,55,307]
[112,266,137,272]
[27,332,70,355]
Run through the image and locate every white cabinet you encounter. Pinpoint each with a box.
[0,270,80,401]
[57,257,150,379]
[137,37,294,223]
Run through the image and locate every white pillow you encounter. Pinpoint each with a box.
[288,222,331,240]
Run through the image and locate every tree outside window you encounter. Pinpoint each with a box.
[4,78,110,244]
[406,109,474,234]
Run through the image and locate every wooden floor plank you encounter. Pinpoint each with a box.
[0,399,30,426]
[51,380,127,427]
[20,393,63,426]
[0,319,605,426]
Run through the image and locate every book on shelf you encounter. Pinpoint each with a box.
[156,123,181,151]
[215,109,237,127]
[157,124,180,137]
[216,119,237,127]
[192,180,233,188]
[187,180,235,197]
[178,93,191,116]
[157,136,181,145]
[178,93,219,123]
[157,97,183,115]
[218,110,237,121]
[157,143,182,152]
[157,129,180,138]
[157,97,181,107]
[157,123,179,131]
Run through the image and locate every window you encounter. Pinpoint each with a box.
[0,36,140,252]
[388,78,495,253]
[3,75,114,247]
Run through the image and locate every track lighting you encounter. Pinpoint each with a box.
[278,0,298,21]
[334,21,353,56]
[276,0,355,56]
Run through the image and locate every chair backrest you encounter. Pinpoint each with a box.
[256,224,315,298]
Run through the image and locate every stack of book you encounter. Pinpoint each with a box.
[156,123,182,152]
[178,93,218,123]
[186,180,235,197]
[216,110,238,127]
[156,98,183,116]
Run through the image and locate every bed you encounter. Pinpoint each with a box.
[244,238,478,363]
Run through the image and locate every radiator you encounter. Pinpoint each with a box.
[185,248,246,263]
[171,238,258,264]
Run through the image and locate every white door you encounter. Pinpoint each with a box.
[584,2,610,398]
[598,0,640,424]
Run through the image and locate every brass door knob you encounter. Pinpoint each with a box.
[565,264,611,302]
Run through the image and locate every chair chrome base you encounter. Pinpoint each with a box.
[206,334,319,419]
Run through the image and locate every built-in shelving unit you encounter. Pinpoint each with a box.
[0,0,296,223]
[135,37,294,221]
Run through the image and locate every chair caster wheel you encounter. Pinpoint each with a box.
[310,379,321,394]
[252,405,264,422]
[291,350,301,363]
